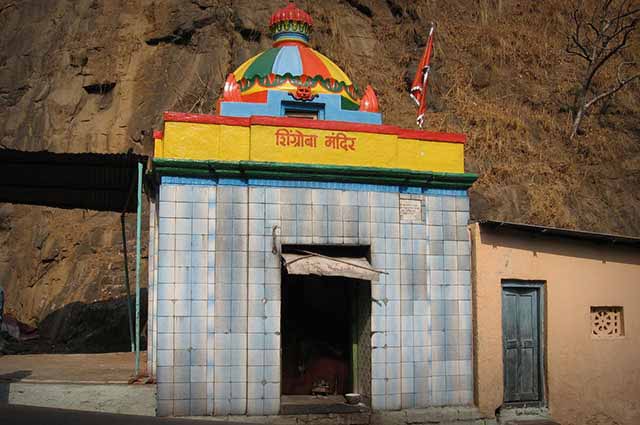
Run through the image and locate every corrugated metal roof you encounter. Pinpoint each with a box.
[478,220,640,247]
[0,149,148,212]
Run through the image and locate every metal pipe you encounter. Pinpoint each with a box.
[351,293,358,393]
[120,157,138,354]
[135,161,143,376]
[121,213,135,353]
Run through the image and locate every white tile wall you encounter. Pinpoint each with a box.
[151,183,473,416]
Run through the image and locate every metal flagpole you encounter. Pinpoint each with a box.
[121,164,137,354]
[409,23,435,128]
[416,25,434,128]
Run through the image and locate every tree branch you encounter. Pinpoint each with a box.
[568,15,592,60]
[584,74,639,108]
[566,47,591,60]
[616,7,640,21]
[584,62,640,109]
[583,22,635,90]
[567,0,639,140]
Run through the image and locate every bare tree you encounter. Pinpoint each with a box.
[566,0,640,140]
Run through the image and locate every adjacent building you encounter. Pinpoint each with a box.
[471,221,640,425]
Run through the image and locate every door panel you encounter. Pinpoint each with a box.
[502,291,519,399]
[502,286,541,403]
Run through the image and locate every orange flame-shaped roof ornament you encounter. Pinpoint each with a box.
[359,85,379,113]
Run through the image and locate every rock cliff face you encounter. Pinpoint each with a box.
[0,1,638,348]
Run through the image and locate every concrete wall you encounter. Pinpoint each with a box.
[148,177,474,416]
[470,223,640,425]
[2,383,156,416]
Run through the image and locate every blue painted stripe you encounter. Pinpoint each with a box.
[218,178,248,186]
[424,188,468,197]
[248,179,402,193]
[272,46,303,76]
[161,176,467,198]
[162,176,214,186]
[273,32,309,44]
[220,91,382,124]
[400,186,423,194]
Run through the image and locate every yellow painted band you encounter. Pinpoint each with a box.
[232,53,260,80]
[157,122,464,174]
[154,138,164,157]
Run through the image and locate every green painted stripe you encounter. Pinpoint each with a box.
[152,158,478,189]
[243,47,281,79]
[341,96,360,111]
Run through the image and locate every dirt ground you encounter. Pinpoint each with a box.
[0,351,146,383]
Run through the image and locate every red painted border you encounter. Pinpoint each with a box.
[153,130,164,140]
[397,128,466,143]
[163,112,466,144]
[163,112,250,127]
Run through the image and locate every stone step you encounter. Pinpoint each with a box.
[497,406,558,425]
[279,395,370,416]
[372,406,496,425]
[503,421,560,425]
[218,407,496,425]
[220,412,372,425]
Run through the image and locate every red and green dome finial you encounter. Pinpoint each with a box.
[269,3,313,46]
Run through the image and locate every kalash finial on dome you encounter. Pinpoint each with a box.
[269,3,313,46]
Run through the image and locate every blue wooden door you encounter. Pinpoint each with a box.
[502,286,541,402]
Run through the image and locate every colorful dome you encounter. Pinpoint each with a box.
[227,3,363,110]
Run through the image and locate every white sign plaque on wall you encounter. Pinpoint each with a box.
[400,199,423,223]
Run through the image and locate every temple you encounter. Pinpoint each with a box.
[148,3,477,417]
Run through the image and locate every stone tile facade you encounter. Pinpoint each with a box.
[148,177,473,416]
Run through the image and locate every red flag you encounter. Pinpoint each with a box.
[409,24,435,128]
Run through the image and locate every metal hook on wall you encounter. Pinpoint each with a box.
[271,224,281,255]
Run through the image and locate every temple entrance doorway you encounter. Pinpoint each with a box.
[280,245,372,414]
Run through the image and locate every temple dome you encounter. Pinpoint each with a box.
[228,3,362,110]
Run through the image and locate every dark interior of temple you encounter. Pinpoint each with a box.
[282,274,353,396]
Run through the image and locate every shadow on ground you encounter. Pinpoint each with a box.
[0,370,32,402]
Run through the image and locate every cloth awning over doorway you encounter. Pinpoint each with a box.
[282,252,383,282]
